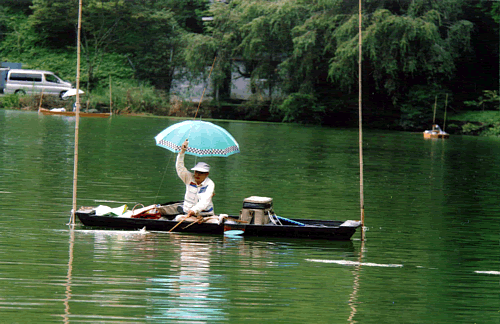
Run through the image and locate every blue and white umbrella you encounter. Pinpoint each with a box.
[155,120,240,157]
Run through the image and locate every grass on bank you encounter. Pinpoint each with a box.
[450,110,500,123]
[0,81,191,117]
[3,83,500,136]
[0,79,277,122]
[448,110,500,136]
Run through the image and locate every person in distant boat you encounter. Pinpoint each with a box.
[433,124,447,134]
[176,139,215,219]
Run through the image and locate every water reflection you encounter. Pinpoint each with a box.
[348,240,364,324]
[59,229,157,323]
[62,227,75,324]
[148,235,227,323]
[73,231,359,323]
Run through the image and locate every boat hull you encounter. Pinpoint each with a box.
[76,211,359,241]
[39,108,110,118]
[423,132,449,139]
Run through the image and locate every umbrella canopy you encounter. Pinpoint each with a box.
[155,120,240,157]
[62,88,84,99]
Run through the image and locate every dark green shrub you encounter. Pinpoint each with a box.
[275,92,326,124]
[0,94,21,109]
[88,81,169,114]
[400,85,450,130]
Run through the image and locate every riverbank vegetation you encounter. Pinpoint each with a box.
[0,0,498,135]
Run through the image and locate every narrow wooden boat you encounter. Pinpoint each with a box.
[75,197,361,240]
[75,209,361,240]
[423,132,449,139]
[39,108,110,118]
[423,124,449,139]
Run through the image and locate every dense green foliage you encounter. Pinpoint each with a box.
[0,0,498,134]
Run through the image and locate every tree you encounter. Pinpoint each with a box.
[120,8,180,90]
[2,0,495,127]
[181,0,238,100]
[28,0,199,93]
[180,0,310,103]
[0,6,34,55]
[233,0,302,98]
[28,0,132,89]
[452,0,500,110]
[107,0,210,91]
[29,0,76,49]
[161,0,208,34]
[327,0,474,126]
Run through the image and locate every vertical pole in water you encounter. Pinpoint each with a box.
[432,95,437,126]
[71,0,83,225]
[109,75,112,115]
[443,93,448,132]
[358,0,365,241]
[38,90,44,111]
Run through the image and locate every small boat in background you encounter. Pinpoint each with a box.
[38,107,110,118]
[424,94,449,139]
[423,124,449,139]
[38,87,110,118]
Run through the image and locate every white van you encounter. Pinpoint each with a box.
[4,69,73,99]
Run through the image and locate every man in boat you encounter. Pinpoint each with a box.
[433,124,448,135]
[176,139,215,219]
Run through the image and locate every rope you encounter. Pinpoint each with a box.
[267,211,306,227]
[268,211,282,225]
[274,214,306,227]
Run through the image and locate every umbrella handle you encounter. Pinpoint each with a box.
[181,139,189,153]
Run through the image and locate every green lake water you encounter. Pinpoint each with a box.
[0,109,498,323]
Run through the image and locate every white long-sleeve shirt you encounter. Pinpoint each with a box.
[176,152,215,215]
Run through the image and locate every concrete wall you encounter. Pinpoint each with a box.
[170,61,271,102]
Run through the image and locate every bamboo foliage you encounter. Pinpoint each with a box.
[0,0,496,127]
[329,7,473,101]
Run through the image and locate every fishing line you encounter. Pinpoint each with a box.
[193,55,217,120]
[180,54,217,144]
[153,152,174,205]
[179,54,218,153]
[154,55,218,205]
